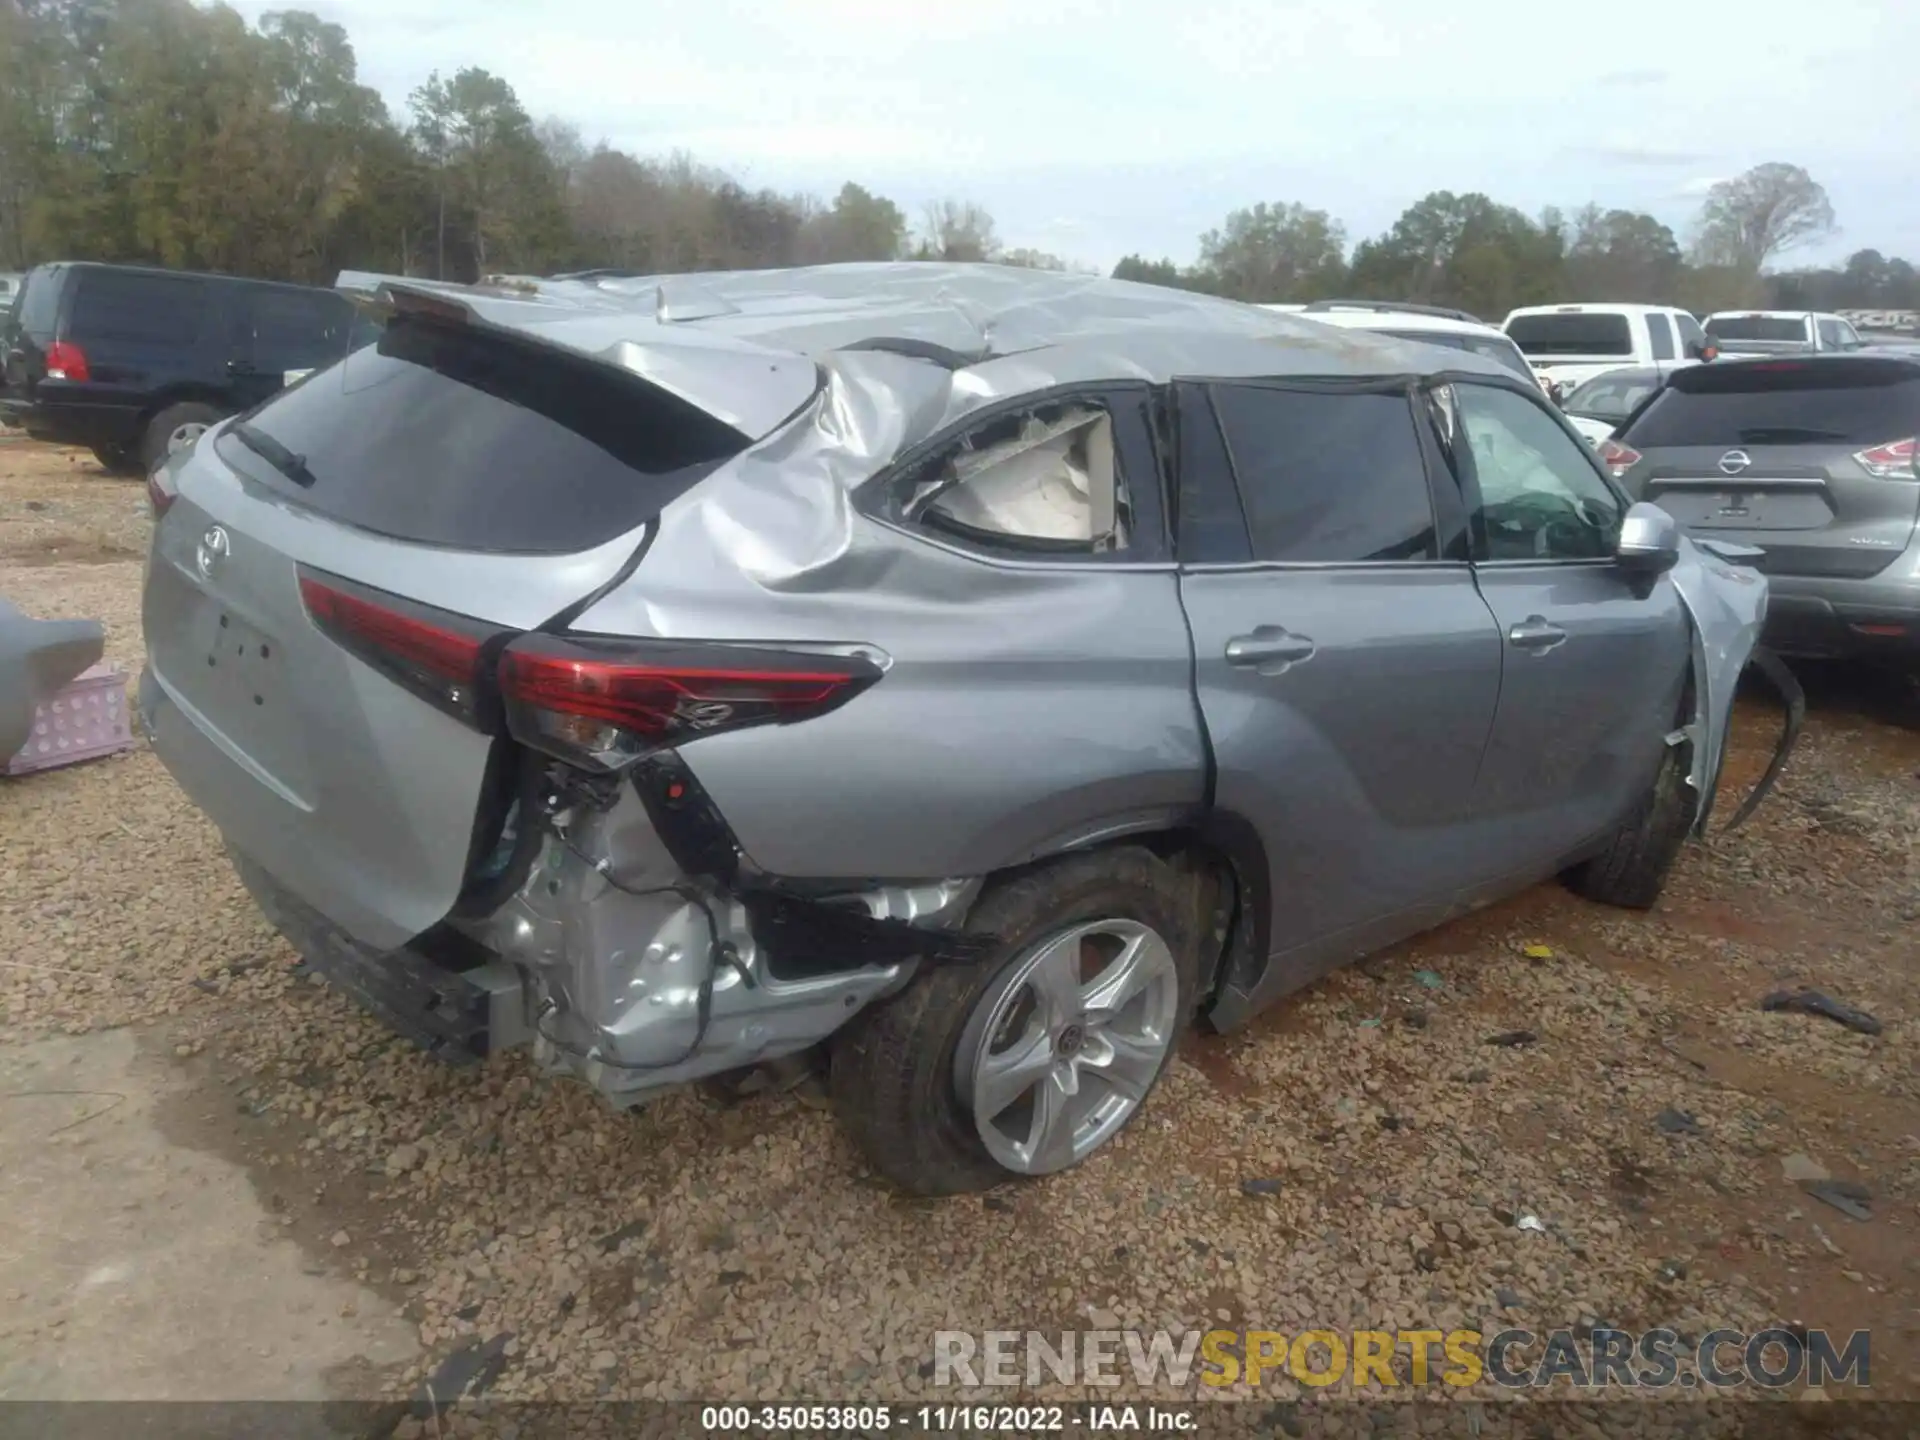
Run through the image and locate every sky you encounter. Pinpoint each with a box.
[228,0,1920,273]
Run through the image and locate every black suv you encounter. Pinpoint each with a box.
[1,262,374,474]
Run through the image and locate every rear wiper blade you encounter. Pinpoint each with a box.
[230,421,317,488]
[1735,426,1846,443]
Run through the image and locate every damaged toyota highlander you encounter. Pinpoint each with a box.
[138,264,1794,1196]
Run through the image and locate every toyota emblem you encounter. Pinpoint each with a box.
[1717,450,1753,476]
[196,524,230,579]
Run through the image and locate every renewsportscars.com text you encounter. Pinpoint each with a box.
[933,1326,1870,1390]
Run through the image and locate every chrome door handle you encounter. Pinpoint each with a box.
[1226,626,1317,675]
[1507,615,1567,653]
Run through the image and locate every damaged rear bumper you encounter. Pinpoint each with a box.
[233,754,987,1105]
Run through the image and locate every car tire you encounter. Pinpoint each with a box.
[829,847,1198,1196]
[1564,737,1698,910]
[90,443,144,476]
[139,402,223,473]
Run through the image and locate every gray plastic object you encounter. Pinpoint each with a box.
[0,596,106,762]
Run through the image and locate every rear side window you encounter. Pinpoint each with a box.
[1622,361,1920,448]
[15,267,63,341]
[240,287,357,373]
[1505,313,1634,357]
[1210,385,1437,563]
[220,316,750,555]
[1647,314,1676,360]
[68,269,207,346]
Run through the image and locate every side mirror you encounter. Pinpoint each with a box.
[1691,339,1719,362]
[1617,501,1680,576]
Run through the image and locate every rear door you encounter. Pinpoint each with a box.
[2,265,64,400]
[1173,378,1504,1019]
[143,314,766,948]
[1616,357,1920,580]
[61,267,213,405]
[1446,380,1691,884]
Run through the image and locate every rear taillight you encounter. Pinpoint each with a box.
[1598,438,1642,479]
[298,571,503,727]
[1852,437,1915,480]
[44,341,90,382]
[499,634,883,772]
[146,467,176,518]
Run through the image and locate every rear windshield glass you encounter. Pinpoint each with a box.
[1705,315,1808,342]
[1505,313,1634,357]
[1621,360,1920,448]
[15,266,62,341]
[218,316,752,554]
[1376,329,1534,379]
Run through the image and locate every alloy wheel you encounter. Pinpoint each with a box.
[956,917,1180,1175]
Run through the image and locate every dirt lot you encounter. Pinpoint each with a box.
[2,433,1916,1417]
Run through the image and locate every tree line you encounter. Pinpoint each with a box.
[1,0,1914,324]
[1124,166,1920,320]
[0,0,1016,282]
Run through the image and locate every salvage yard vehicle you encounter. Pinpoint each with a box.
[0,262,373,475]
[1504,302,1716,398]
[1704,310,1865,356]
[1558,366,1665,447]
[139,264,1790,1195]
[1281,299,1541,389]
[1604,351,1920,686]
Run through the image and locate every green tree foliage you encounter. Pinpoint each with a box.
[1193,201,1346,302]
[1111,255,1183,286]
[0,1,934,281]
[1561,205,1682,302]
[1347,191,1562,319]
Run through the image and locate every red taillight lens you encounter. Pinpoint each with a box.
[44,340,90,382]
[1852,436,1915,480]
[499,634,883,771]
[146,467,176,518]
[1598,438,1642,478]
[298,571,503,726]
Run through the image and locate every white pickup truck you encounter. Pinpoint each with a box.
[1502,302,1715,397]
[1702,310,1866,355]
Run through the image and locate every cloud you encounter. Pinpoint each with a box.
[1570,145,1715,168]
[1596,68,1670,87]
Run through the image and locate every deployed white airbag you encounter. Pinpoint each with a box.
[921,407,1124,548]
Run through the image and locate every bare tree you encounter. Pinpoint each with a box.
[1692,163,1835,272]
[918,198,998,262]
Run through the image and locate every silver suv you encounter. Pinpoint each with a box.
[139,265,1778,1195]
[1605,352,1920,682]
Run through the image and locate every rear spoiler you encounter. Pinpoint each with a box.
[331,271,821,441]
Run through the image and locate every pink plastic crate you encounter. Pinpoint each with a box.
[5,664,135,776]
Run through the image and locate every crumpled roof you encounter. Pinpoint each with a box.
[337,262,1514,437]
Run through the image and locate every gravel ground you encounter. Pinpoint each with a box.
[2,435,1916,1419]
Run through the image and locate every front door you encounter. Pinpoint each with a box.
[1171,379,1504,1026]
[1442,380,1692,894]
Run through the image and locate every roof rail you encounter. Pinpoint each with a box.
[1302,299,1485,325]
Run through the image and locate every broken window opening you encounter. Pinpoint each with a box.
[902,402,1131,555]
